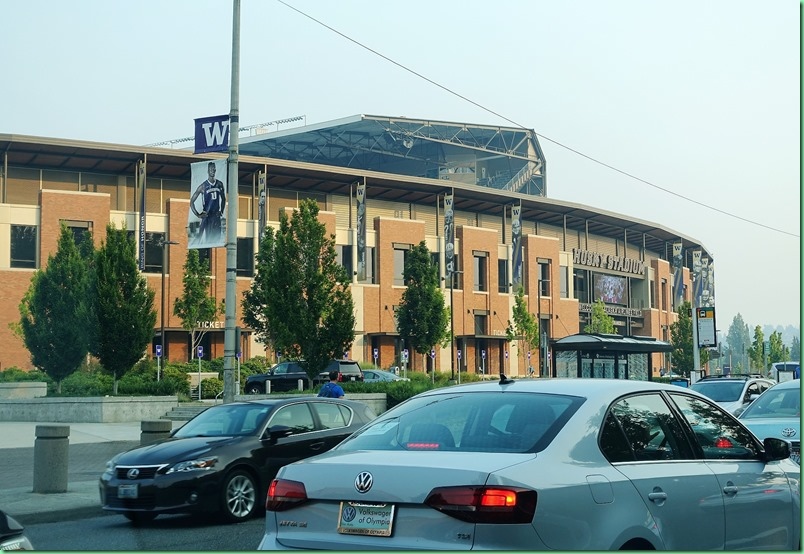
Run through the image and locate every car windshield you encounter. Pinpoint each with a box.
[690,381,744,402]
[336,391,583,453]
[173,404,272,438]
[740,385,801,419]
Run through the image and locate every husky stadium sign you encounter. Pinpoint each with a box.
[572,248,646,276]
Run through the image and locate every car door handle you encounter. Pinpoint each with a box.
[310,441,325,451]
[648,492,667,502]
[722,485,738,496]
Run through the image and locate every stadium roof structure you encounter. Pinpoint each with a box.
[238,114,547,197]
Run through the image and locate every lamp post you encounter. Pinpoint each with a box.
[160,240,179,380]
[449,270,463,382]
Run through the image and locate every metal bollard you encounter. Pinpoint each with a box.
[140,420,173,445]
[33,424,70,493]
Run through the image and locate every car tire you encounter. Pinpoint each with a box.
[247,383,264,394]
[221,469,258,523]
[123,512,157,524]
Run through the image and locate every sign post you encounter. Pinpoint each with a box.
[481,349,486,375]
[155,344,162,382]
[373,348,379,366]
[430,349,436,384]
[402,349,409,379]
[457,350,462,384]
[197,345,204,400]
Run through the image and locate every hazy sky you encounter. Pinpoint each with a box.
[2,0,800,331]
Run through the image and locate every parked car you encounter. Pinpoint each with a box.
[362,369,409,383]
[739,378,800,464]
[259,377,800,550]
[0,510,33,550]
[246,360,364,394]
[100,397,376,524]
[690,374,775,415]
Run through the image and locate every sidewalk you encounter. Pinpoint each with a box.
[0,421,183,525]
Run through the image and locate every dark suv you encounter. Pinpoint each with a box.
[245,359,363,394]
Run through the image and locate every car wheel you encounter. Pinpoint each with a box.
[123,512,157,524]
[247,384,263,394]
[221,469,258,523]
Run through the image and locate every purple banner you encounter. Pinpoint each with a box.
[194,114,230,154]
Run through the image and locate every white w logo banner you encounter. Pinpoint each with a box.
[194,114,230,154]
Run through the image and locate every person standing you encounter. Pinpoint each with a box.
[317,370,345,398]
[190,161,226,245]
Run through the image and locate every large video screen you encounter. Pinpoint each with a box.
[593,274,627,305]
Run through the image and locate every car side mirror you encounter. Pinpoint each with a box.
[762,437,791,462]
[264,425,294,444]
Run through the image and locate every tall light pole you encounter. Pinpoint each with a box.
[449,270,463,382]
[160,240,178,381]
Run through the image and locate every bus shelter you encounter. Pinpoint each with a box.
[550,333,673,381]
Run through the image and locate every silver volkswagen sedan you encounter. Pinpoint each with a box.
[258,377,800,550]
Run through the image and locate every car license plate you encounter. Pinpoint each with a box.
[118,484,139,499]
[337,502,394,536]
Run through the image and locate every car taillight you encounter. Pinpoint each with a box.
[266,479,308,512]
[714,437,734,448]
[424,486,537,524]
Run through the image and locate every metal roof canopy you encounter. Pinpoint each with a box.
[552,333,674,354]
[0,133,711,264]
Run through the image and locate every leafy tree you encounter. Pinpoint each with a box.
[790,336,800,362]
[94,224,157,394]
[748,325,765,371]
[725,314,751,372]
[505,285,539,374]
[584,300,615,334]
[670,301,709,376]
[18,225,91,393]
[395,241,449,372]
[243,198,355,385]
[768,331,790,364]
[173,248,223,361]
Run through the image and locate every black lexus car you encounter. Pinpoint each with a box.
[99,398,376,524]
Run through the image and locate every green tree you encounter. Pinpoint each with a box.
[584,300,615,334]
[18,225,91,393]
[767,331,790,365]
[395,242,449,372]
[173,249,223,360]
[790,336,800,362]
[505,285,539,374]
[725,314,751,372]
[670,301,709,376]
[243,198,355,385]
[94,224,157,394]
[748,325,764,371]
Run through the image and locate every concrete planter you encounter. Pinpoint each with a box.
[0,396,179,423]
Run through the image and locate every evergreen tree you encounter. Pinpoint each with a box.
[18,224,91,393]
[243,199,355,385]
[173,249,223,360]
[725,314,751,372]
[395,241,449,372]
[768,331,790,364]
[790,336,800,362]
[748,325,764,371]
[584,299,615,334]
[505,285,539,375]
[94,224,157,394]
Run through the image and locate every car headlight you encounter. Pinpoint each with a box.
[166,457,218,474]
[105,455,121,473]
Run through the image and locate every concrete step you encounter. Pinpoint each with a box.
[161,403,210,421]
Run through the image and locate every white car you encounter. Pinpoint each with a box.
[690,375,775,415]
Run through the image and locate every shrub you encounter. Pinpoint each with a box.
[56,369,113,397]
[201,377,224,399]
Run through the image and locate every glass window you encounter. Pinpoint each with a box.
[498,259,508,293]
[669,393,761,460]
[237,237,254,277]
[64,220,93,250]
[473,252,488,292]
[474,314,487,335]
[573,269,588,303]
[393,246,409,286]
[11,225,37,268]
[559,265,568,298]
[363,246,375,284]
[539,260,550,296]
[143,232,166,274]
[603,393,693,462]
[311,401,349,430]
[268,403,315,434]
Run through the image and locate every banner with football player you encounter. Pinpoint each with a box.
[188,159,227,249]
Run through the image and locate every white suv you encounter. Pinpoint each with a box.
[690,375,776,416]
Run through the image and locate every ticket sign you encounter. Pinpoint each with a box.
[697,307,717,348]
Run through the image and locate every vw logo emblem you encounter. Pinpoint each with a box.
[354,471,373,493]
[781,428,797,438]
[341,505,357,522]
[126,468,140,480]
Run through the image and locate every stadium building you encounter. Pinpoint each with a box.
[0,115,711,378]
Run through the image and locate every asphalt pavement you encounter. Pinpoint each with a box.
[1,421,184,525]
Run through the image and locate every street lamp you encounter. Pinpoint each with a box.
[160,239,179,380]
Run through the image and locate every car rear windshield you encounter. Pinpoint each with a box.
[740,385,801,419]
[337,391,583,453]
[690,381,744,402]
